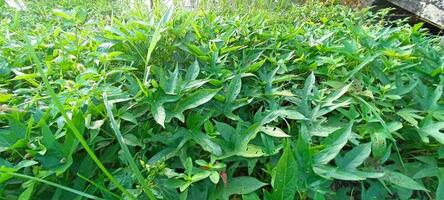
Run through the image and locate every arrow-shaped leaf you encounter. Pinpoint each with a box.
[314,121,353,165]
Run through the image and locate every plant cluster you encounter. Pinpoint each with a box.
[1,0,444,199]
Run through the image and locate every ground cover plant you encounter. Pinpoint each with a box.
[1,0,444,199]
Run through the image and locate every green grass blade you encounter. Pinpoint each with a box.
[2,171,103,200]
[24,38,136,200]
[143,6,174,86]
[77,173,121,199]
[103,94,156,200]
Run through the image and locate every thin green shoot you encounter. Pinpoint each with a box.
[2,171,103,200]
[103,93,156,200]
[143,6,174,86]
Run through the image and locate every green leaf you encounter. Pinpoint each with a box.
[0,93,12,103]
[338,143,371,170]
[35,125,70,172]
[191,130,223,156]
[166,66,179,95]
[243,193,261,200]
[314,165,364,180]
[271,142,298,200]
[209,171,220,184]
[185,60,200,81]
[186,43,207,57]
[314,121,353,165]
[119,112,138,124]
[0,118,26,152]
[279,110,307,120]
[123,134,142,147]
[243,59,266,73]
[223,176,267,197]
[323,82,352,106]
[237,144,266,158]
[313,165,380,181]
[383,170,429,191]
[184,157,193,176]
[191,171,211,182]
[18,182,34,200]
[226,75,242,103]
[175,88,220,114]
[437,168,444,199]
[397,109,423,128]
[260,126,290,138]
[53,9,74,20]
[152,103,166,127]
[418,122,444,145]
[344,53,381,81]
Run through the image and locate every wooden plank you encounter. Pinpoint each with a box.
[387,0,444,29]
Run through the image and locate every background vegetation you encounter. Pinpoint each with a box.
[1,0,443,199]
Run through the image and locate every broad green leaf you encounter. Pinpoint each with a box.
[191,171,211,182]
[243,193,260,200]
[152,103,166,127]
[258,110,281,125]
[35,124,73,174]
[271,143,298,200]
[175,88,220,113]
[15,160,38,170]
[123,134,142,147]
[314,121,353,165]
[339,142,371,170]
[119,112,138,124]
[215,121,236,141]
[0,118,26,152]
[243,59,266,73]
[309,125,341,137]
[260,126,290,138]
[237,144,266,158]
[279,110,307,120]
[166,66,179,95]
[383,170,428,191]
[397,109,423,128]
[191,131,223,156]
[418,122,444,145]
[323,82,352,106]
[18,182,34,200]
[222,176,267,197]
[237,123,262,151]
[226,75,242,103]
[185,60,200,81]
[344,53,381,81]
[184,79,209,91]
[0,93,12,103]
[209,171,220,184]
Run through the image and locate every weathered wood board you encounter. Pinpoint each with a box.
[387,0,444,29]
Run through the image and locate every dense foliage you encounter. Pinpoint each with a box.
[1,0,444,199]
